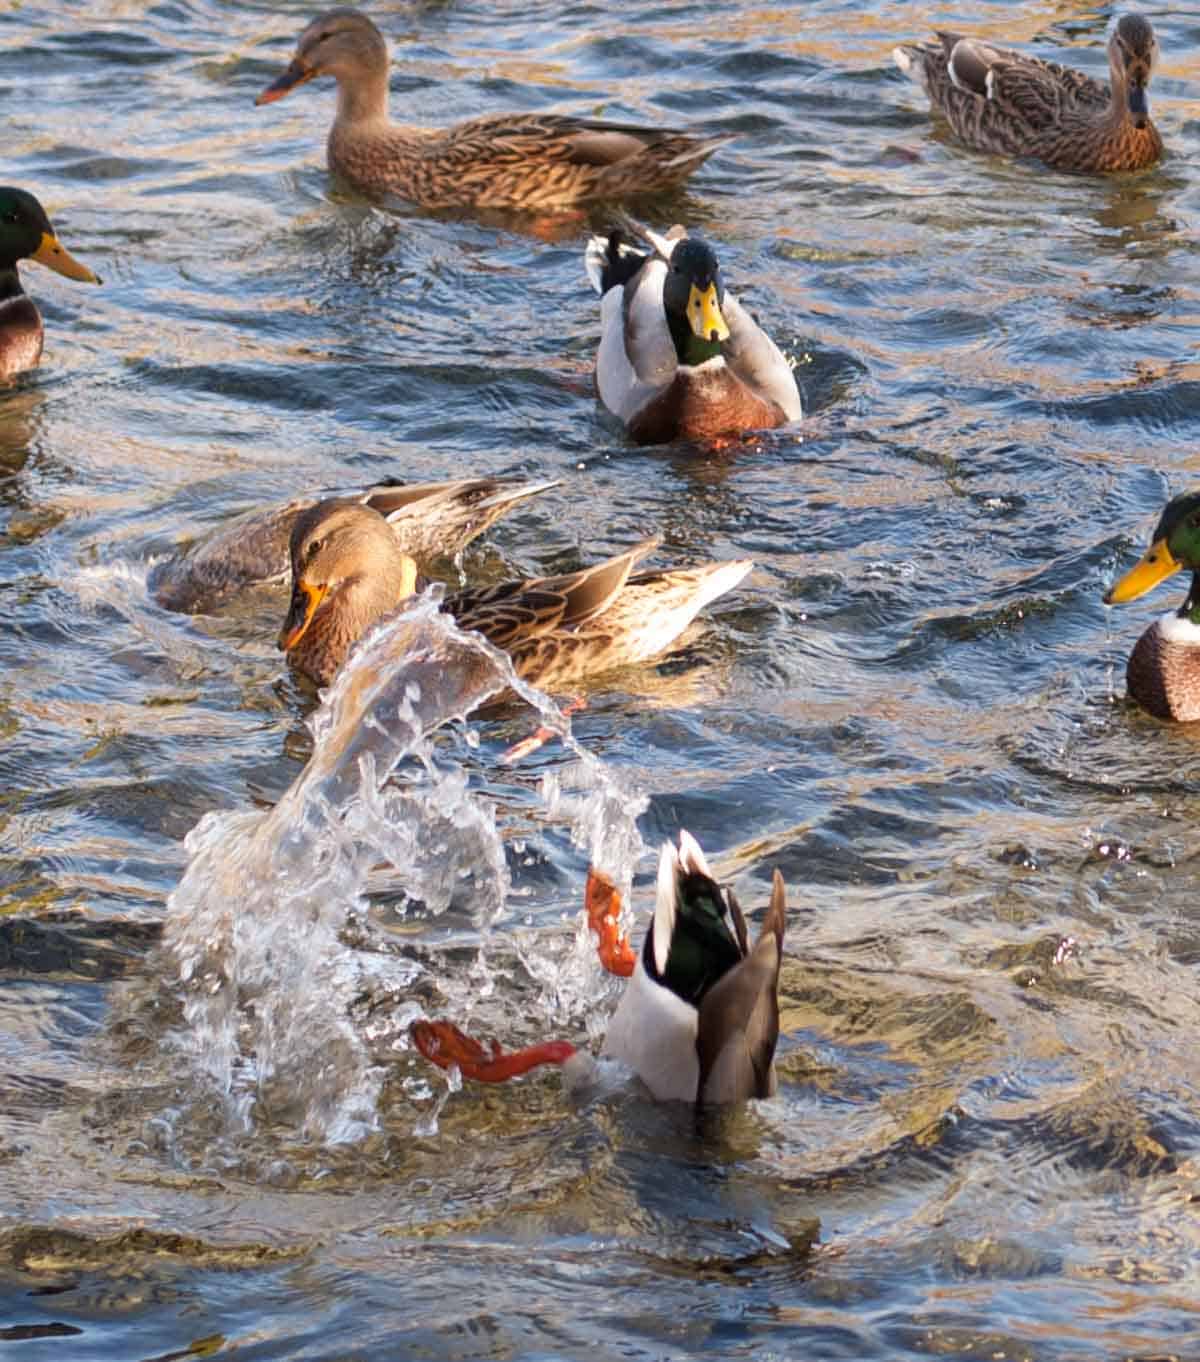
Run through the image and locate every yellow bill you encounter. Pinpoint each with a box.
[686,282,730,344]
[278,580,328,651]
[1104,538,1181,605]
[32,232,100,285]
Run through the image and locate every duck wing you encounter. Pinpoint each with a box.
[721,293,803,422]
[941,32,1109,127]
[449,538,661,650]
[696,870,786,1103]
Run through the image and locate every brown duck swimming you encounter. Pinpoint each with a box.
[150,476,556,614]
[893,15,1162,173]
[1105,491,1200,722]
[279,499,752,689]
[0,187,99,380]
[586,222,802,445]
[255,8,730,210]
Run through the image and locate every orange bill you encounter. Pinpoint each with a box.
[1104,537,1181,605]
[278,579,328,651]
[256,60,316,106]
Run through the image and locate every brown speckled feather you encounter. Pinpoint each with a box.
[332,114,729,211]
[1126,625,1200,722]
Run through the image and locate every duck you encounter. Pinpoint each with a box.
[278,498,752,689]
[411,830,787,1105]
[148,475,556,614]
[585,221,802,445]
[893,14,1162,173]
[1104,491,1200,722]
[255,8,730,211]
[0,187,99,380]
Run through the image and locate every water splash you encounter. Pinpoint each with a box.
[161,590,646,1143]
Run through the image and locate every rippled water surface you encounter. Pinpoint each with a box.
[4,1,1200,1358]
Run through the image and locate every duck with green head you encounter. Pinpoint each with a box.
[0,187,99,379]
[586,221,802,445]
[1105,491,1200,721]
[412,831,787,1105]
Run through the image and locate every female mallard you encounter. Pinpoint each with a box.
[586,222,802,445]
[413,830,787,1105]
[893,14,1162,173]
[255,8,729,210]
[279,499,752,689]
[0,187,99,379]
[149,475,555,614]
[1105,491,1200,722]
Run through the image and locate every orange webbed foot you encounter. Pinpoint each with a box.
[585,867,636,977]
[501,696,587,764]
[411,1019,574,1082]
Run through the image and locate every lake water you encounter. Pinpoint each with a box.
[3,2,1200,1359]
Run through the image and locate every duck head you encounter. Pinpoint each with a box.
[663,237,731,366]
[0,187,99,283]
[1105,491,1200,616]
[256,8,389,107]
[1109,14,1158,130]
[279,501,417,676]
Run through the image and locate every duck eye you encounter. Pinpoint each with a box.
[1,213,19,226]
[306,537,324,559]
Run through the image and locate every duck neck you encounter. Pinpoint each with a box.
[334,64,390,126]
[0,264,26,303]
[1178,572,1200,626]
[667,312,723,368]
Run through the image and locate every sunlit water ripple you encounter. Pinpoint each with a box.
[2,1,1200,1358]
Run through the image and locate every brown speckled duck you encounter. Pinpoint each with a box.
[255,8,730,211]
[0,187,99,379]
[279,499,752,689]
[150,476,556,614]
[1105,491,1200,722]
[586,222,802,445]
[893,14,1162,173]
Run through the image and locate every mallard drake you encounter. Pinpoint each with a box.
[1104,491,1200,722]
[585,222,802,445]
[413,831,786,1104]
[255,8,730,211]
[0,187,99,380]
[893,14,1162,173]
[148,476,555,614]
[279,498,752,689]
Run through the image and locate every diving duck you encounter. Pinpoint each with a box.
[412,830,787,1105]
[255,8,730,211]
[586,222,802,445]
[0,187,99,379]
[893,14,1162,173]
[1105,491,1200,722]
[279,498,752,689]
[149,475,555,614]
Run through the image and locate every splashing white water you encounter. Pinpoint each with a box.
[161,590,646,1143]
